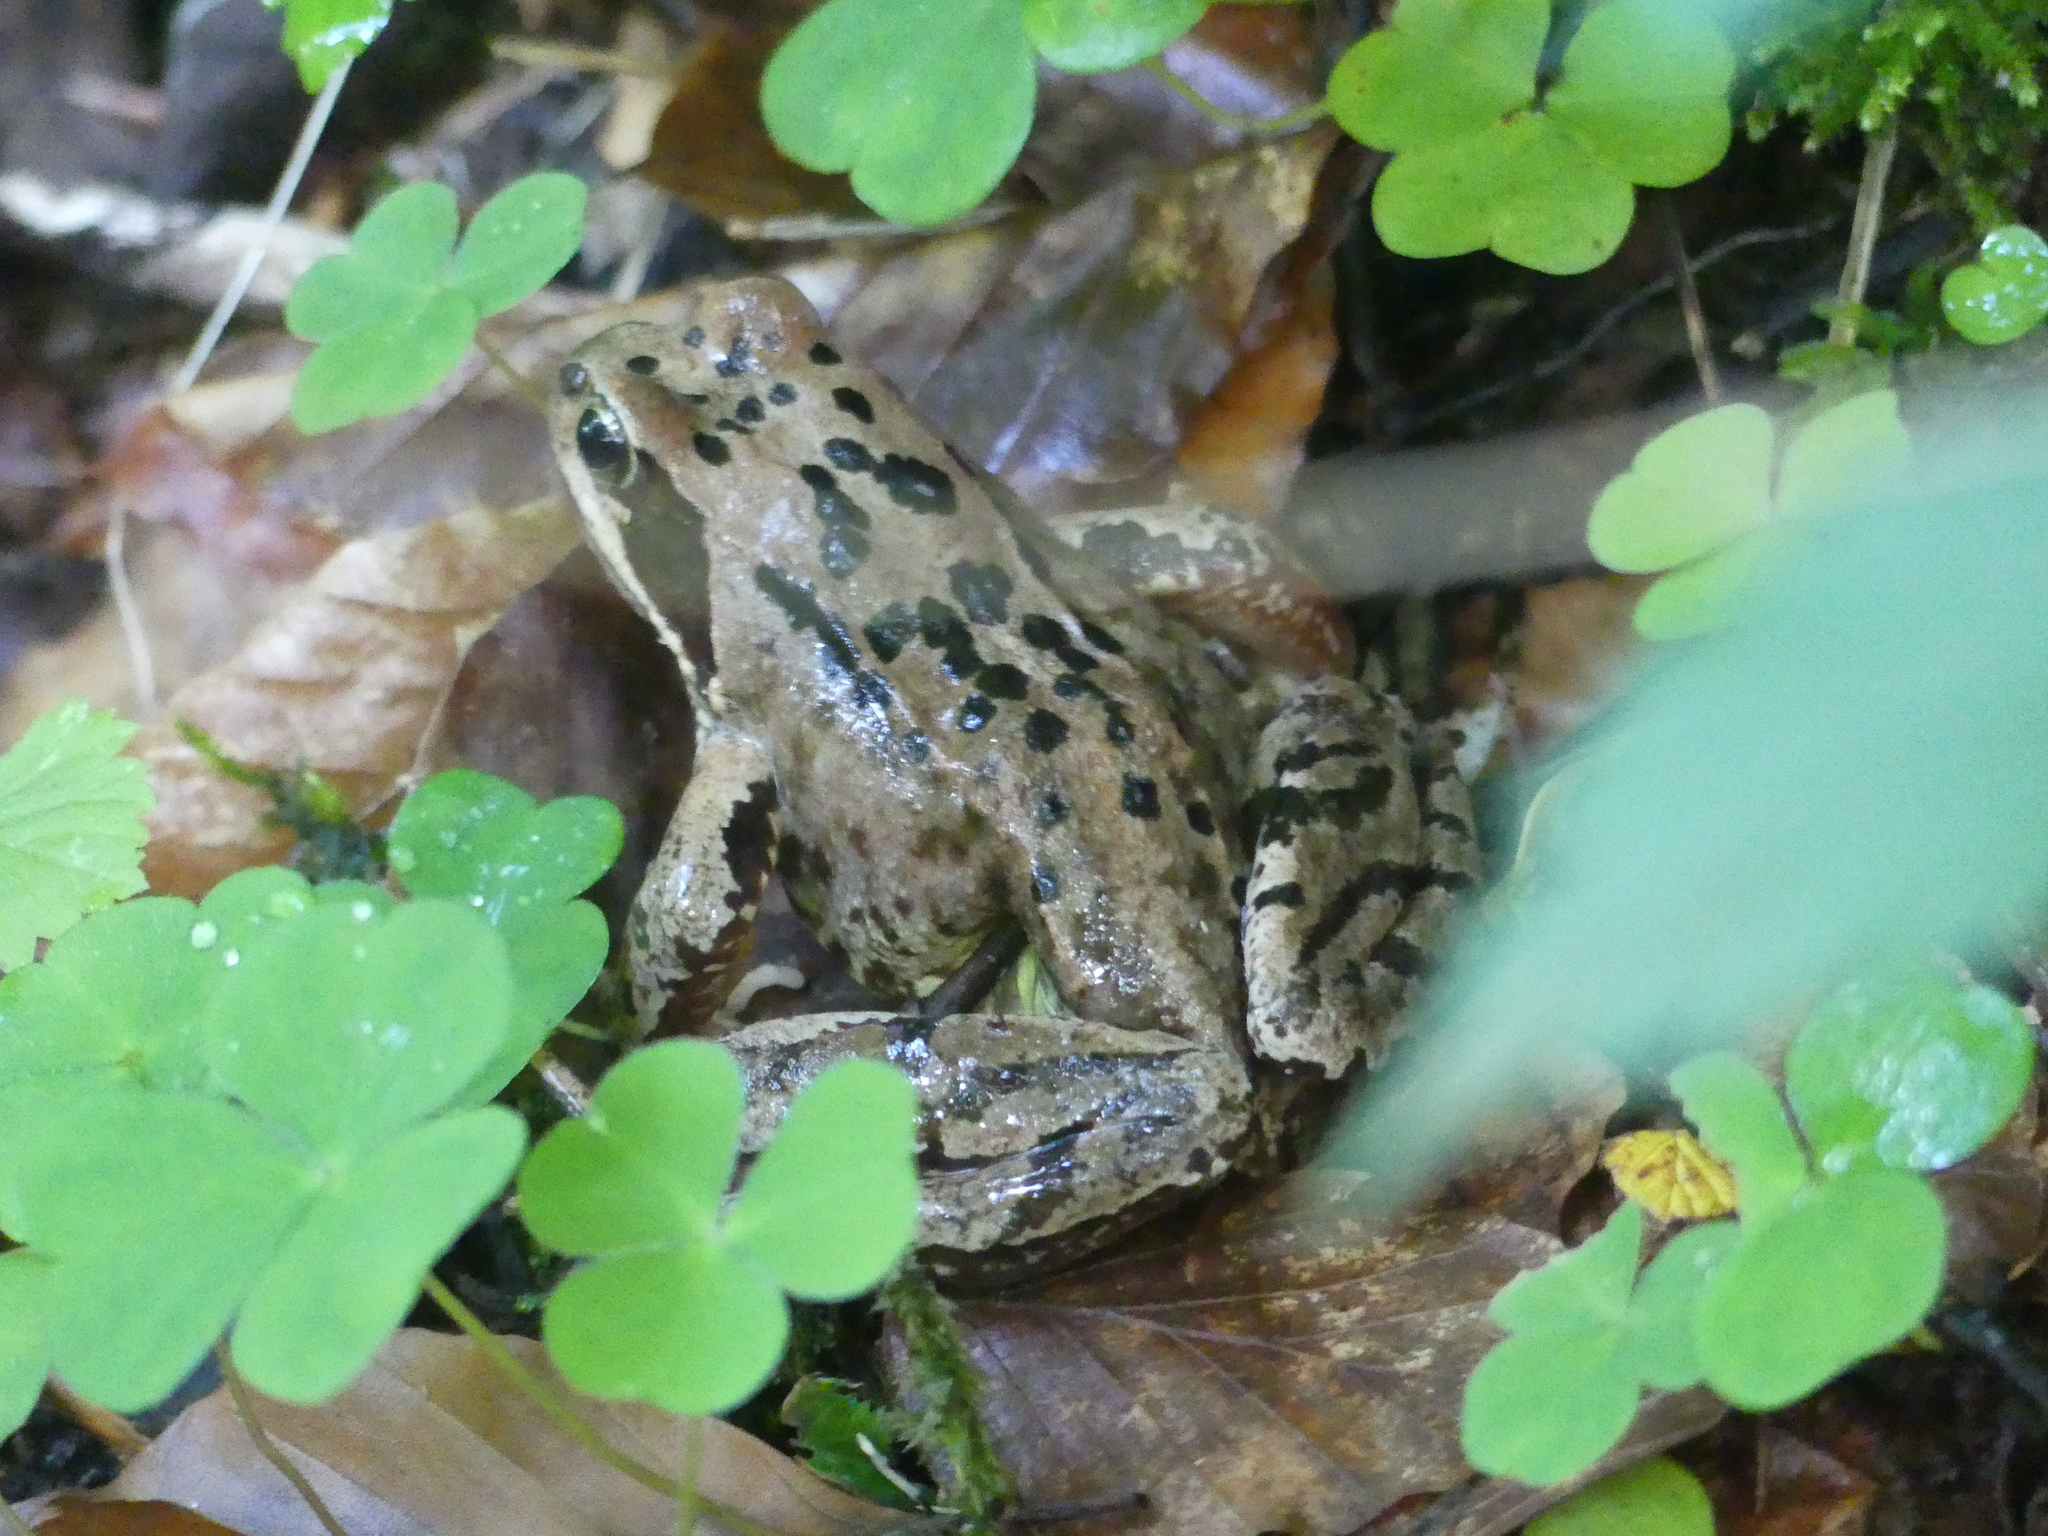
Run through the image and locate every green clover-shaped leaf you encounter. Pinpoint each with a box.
[1331,0,1733,274]
[388,769,619,1100]
[1587,391,1911,639]
[1693,1166,1944,1409]
[264,0,400,91]
[286,174,586,432]
[1786,965,2034,1174]
[0,897,216,1095]
[204,899,511,1156]
[1668,1052,1808,1229]
[1941,225,2048,346]
[520,1040,919,1415]
[0,1251,51,1442]
[761,0,1036,227]
[1616,1218,1739,1391]
[1527,1457,1714,1536]
[0,701,152,969]
[1022,0,1206,73]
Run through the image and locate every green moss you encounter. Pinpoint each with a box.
[1747,0,2048,228]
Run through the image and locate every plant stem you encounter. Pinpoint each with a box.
[420,1273,676,1499]
[217,1346,353,1536]
[173,58,352,394]
[1139,58,1329,135]
[47,1380,149,1462]
[674,1416,704,1536]
[473,329,551,416]
[1828,118,1900,347]
[1661,197,1722,402]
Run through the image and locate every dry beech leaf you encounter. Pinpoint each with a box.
[822,129,1337,509]
[34,1497,249,1536]
[1722,1426,1876,1536]
[75,1330,911,1536]
[931,1170,1714,1536]
[133,496,580,895]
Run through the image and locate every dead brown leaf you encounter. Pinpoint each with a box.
[36,1497,248,1536]
[133,495,580,895]
[71,1330,915,1536]
[934,1169,1713,1536]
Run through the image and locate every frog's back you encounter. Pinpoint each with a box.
[607,279,1247,1043]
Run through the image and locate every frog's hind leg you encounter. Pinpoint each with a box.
[1242,676,1479,1077]
[718,1010,1252,1276]
[630,723,781,1038]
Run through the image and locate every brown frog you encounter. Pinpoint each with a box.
[550,277,1476,1277]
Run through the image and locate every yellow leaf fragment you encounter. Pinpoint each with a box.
[1602,1128,1737,1220]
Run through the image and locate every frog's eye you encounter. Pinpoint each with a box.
[575,403,634,488]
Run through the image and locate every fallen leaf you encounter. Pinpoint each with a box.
[133,496,581,895]
[928,1170,1715,1535]
[35,1497,249,1536]
[72,1330,915,1536]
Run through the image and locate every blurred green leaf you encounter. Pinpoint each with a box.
[1328,422,2048,1215]
[783,1377,920,1508]
[1787,965,2033,1173]
[0,701,152,969]
[1668,1052,1808,1228]
[760,0,1036,226]
[1023,0,1206,72]
[1694,1166,1943,1408]
[0,1252,52,1442]
[1489,1199,1640,1335]
[1527,1457,1714,1536]
[1617,1218,1738,1390]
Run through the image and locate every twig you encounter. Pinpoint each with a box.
[172,59,352,394]
[1828,118,1900,347]
[0,1491,37,1536]
[674,1415,703,1536]
[217,1347,352,1536]
[473,329,549,416]
[103,504,155,717]
[1662,196,1721,402]
[1138,58,1329,135]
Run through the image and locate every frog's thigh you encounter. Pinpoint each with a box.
[630,724,780,1036]
[720,1011,1251,1255]
[1242,677,1477,1076]
[1042,504,1353,672]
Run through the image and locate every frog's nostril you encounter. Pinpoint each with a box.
[558,362,590,395]
[576,404,633,486]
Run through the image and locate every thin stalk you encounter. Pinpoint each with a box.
[1661,197,1721,401]
[421,1273,676,1499]
[217,1346,352,1536]
[674,1415,704,1536]
[1828,118,1900,347]
[48,1379,149,1462]
[104,504,156,716]
[1139,58,1329,135]
[420,1276,786,1536]
[473,329,550,416]
[173,59,352,394]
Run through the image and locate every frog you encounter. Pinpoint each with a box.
[550,276,1478,1279]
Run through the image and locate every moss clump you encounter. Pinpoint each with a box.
[1747,0,2048,228]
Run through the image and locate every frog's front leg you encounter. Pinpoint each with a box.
[629,722,781,1036]
[718,1010,1252,1273]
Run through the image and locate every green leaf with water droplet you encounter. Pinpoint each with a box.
[1787,965,2033,1173]
[204,899,510,1157]
[1669,1052,1808,1229]
[389,769,622,922]
[0,701,152,969]
[263,0,400,92]
[1942,225,2048,345]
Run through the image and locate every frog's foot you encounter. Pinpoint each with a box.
[1242,676,1479,1077]
[719,1011,1252,1279]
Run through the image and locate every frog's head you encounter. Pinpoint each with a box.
[551,280,833,706]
